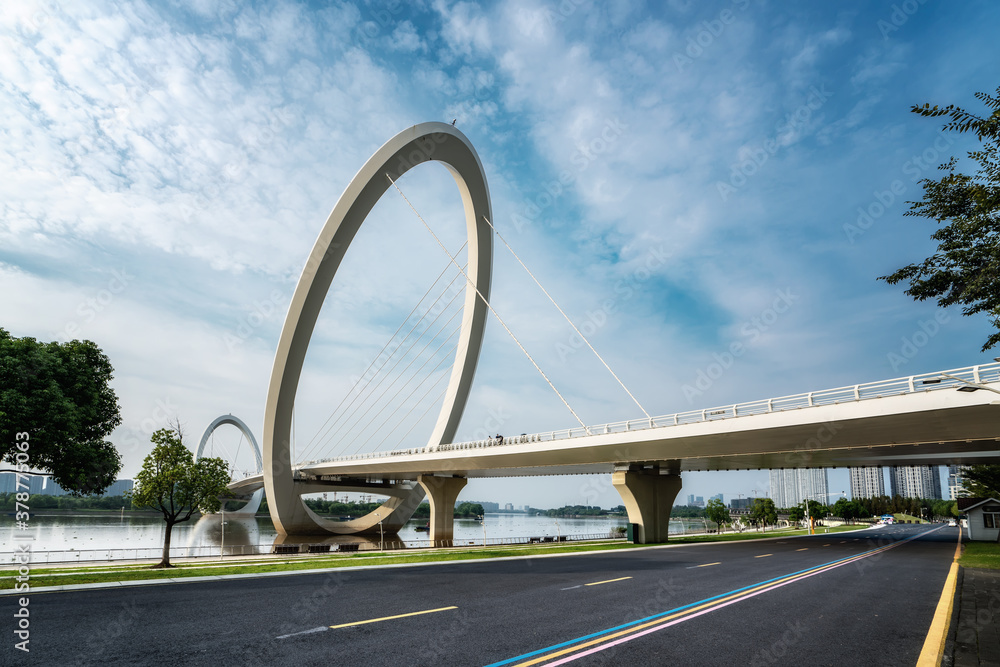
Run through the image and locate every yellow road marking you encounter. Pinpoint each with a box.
[754,554,772,558]
[823,544,831,547]
[585,576,633,586]
[696,562,721,568]
[329,605,457,629]
[795,548,808,552]
[916,529,964,665]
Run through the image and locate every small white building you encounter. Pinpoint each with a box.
[960,497,1000,542]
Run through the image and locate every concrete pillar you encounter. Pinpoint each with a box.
[612,465,682,544]
[418,474,467,546]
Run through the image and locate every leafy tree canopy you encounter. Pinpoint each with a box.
[961,464,1000,498]
[0,329,122,494]
[879,85,1000,350]
[750,497,778,527]
[705,497,730,530]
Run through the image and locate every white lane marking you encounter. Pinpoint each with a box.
[276,626,329,640]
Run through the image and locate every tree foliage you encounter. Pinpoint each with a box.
[705,498,730,532]
[128,426,230,567]
[750,497,777,529]
[0,329,123,494]
[961,464,1000,498]
[879,85,1000,350]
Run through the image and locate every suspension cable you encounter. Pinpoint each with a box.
[482,215,651,420]
[303,253,468,462]
[324,297,466,458]
[384,381,450,452]
[342,322,463,456]
[353,342,459,455]
[387,173,588,431]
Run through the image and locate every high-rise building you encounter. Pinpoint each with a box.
[849,467,885,499]
[888,465,942,499]
[769,469,829,508]
[710,493,723,503]
[947,465,968,500]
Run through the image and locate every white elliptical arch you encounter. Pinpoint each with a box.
[197,414,264,515]
[263,122,493,535]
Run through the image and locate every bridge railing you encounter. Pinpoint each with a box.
[294,362,1000,470]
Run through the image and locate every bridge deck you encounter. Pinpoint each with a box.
[229,363,1000,493]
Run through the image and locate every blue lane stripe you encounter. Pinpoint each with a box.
[484,527,936,667]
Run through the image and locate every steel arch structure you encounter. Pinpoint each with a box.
[197,414,264,515]
[263,122,493,535]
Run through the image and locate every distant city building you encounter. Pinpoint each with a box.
[947,465,969,500]
[729,497,754,510]
[0,473,133,497]
[684,495,704,508]
[849,467,885,499]
[769,469,829,508]
[710,493,723,503]
[889,465,942,499]
[102,479,134,497]
[504,502,514,511]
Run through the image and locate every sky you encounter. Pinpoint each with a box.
[2,0,999,510]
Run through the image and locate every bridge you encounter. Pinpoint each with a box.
[221,122,1000,545]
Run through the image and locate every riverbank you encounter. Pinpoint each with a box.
[0,525,870,590]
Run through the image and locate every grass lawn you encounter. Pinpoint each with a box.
[960,541,1000,570]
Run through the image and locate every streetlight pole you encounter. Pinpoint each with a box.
[220,506,225,560]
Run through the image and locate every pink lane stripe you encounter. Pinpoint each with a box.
[545,542,908,666]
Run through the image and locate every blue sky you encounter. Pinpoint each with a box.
[2,0,999,508]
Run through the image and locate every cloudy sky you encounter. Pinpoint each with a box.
[3,0,999,509]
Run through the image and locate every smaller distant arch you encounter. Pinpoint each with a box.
[197,414,263,515]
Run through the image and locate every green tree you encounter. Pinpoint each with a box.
[705,498,730,533]
[878,85,1000,350]
[961,465,1000,497]
[455,502,485,518]
[831,498,858,524]
[788,506,804,522]
[805,499,827,521]
[0,329,122,494]
[128,426,230,568]
[750,498,777,531]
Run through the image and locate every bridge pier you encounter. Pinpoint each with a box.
[418,474,467,546]
[613,464,682,544]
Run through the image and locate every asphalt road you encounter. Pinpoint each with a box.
[3,524,959,666]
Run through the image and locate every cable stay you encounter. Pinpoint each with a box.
[320,292,465,459]
[298,256,468,462]
[344,336,461,456]
[481,215,651,420]
[387,385,450,451]
[387,172,589,432]
[339,318,464,456]
[377,372,452,452]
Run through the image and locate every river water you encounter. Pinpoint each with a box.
[1,513,711,563]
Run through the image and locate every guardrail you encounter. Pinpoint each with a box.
[0,532,630,564]
[275,362,1000,477]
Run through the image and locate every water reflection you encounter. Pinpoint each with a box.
[0,513,689,562]
[185,514,262,556]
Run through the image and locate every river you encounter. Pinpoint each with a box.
[1,512,711,563]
